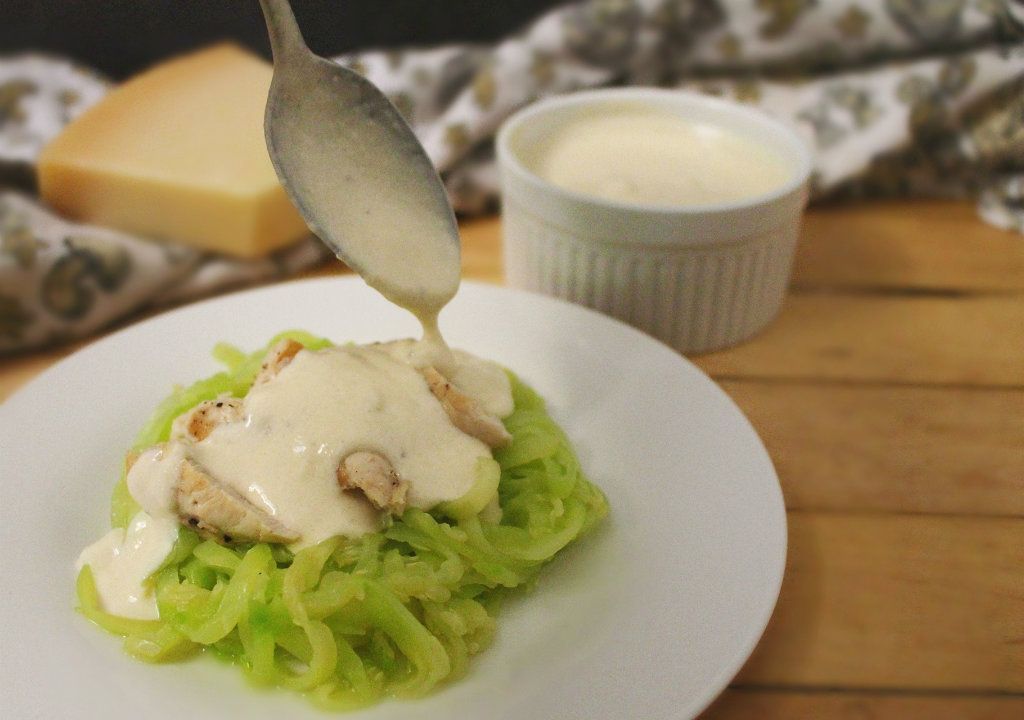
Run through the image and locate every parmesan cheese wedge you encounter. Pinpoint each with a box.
[39,44,309,258]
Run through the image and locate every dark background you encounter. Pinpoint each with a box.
[1,1,563,79]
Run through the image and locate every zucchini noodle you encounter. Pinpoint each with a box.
[78,331,609,710]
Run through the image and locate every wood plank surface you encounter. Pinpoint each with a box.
[460,216,504,284]
[721,381,1024,517]
[701,690,1024,720]
[737,514,1024,691]
[796,201,1024,293]
[694,294,1024,387]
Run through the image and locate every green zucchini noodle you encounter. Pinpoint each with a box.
[77,330,609,710]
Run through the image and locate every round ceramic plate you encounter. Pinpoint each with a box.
[0,277,786,720]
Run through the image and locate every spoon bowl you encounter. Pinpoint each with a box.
[258,0,461,314]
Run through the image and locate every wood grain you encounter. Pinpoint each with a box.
[797,201,1024,293]
[460,215,504,284]
[721,381,1024,516]
[737,513,1024,691]
[694,294,1024,387]
[701,690,1024,720]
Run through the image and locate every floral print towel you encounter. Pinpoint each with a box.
[341,0,1023,218]
[0,193,327,351]
[1,0,1022,354]
[0,54,329,355]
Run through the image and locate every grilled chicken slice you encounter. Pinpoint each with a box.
[172,397,245,442]
[337,451,408,515]
[170,340,303,443]
[421,366,511,448]
[254,338,304,385]
[177,460,299,544]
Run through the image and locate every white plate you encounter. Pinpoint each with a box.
[0,277,786,720]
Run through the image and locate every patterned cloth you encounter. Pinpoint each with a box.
[345,0,1024,218]
[0,55,331,354]
[2,0,1022,354]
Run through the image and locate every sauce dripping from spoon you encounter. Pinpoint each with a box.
[259,0,460,370]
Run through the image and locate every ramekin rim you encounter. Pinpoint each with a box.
[495,87,814,217]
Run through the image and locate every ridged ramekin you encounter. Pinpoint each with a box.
[496,88,812,355]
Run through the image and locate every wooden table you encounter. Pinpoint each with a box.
[2,200,1022,718]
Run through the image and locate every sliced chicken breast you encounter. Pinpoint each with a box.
[172,396,245,442]
[337,451,408,515]
[254,338,304,385]
[177,459,300,544]
[421,366,512,448]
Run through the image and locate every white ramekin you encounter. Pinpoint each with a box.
[496,88,813,355]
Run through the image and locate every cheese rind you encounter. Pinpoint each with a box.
[39,44,309,258]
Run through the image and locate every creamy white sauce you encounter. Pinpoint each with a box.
[126,443,185,516]
[76,511,179,619]
[379,340,514,419]
[124,344,511,548]
[278,106,461,326]
[524,105,791,206]
[80,343,512,615]
[186,345,498,547]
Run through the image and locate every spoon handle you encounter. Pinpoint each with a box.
[258,0,309,61]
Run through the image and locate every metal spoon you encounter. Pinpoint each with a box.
[258,0,460,316]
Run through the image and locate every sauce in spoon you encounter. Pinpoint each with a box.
[260,0,460,368]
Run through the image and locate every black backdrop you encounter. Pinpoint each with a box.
[1,1,563,79]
